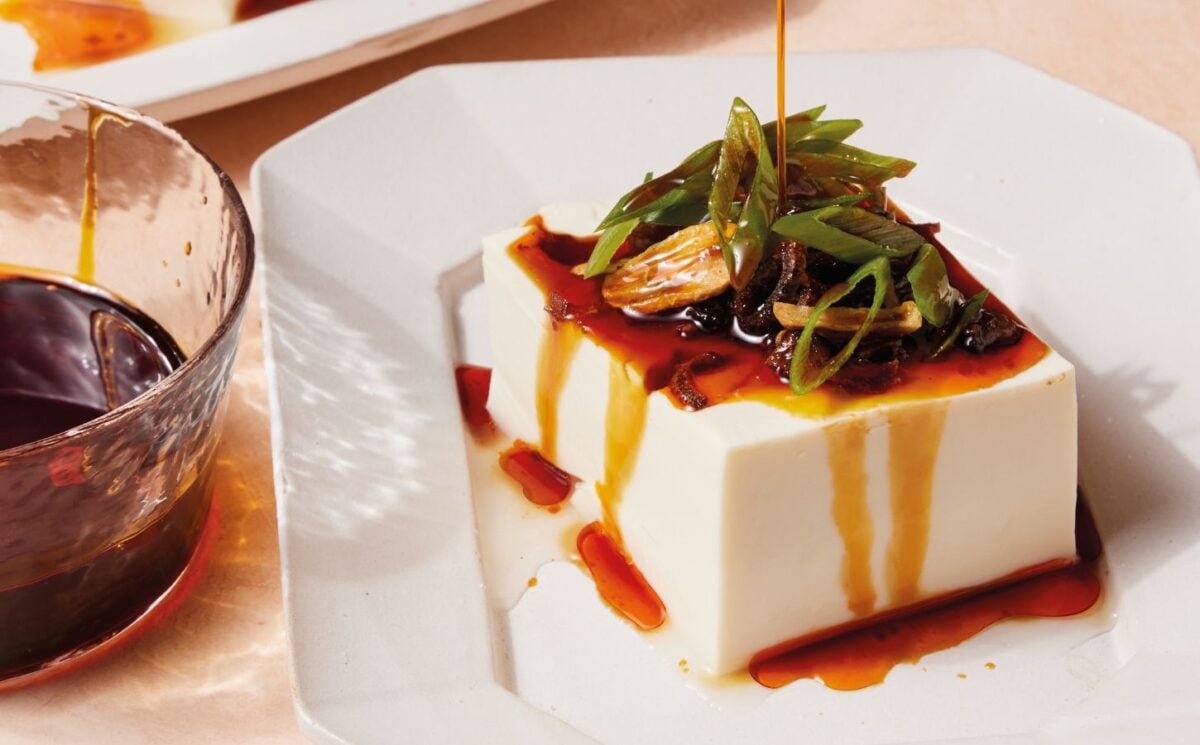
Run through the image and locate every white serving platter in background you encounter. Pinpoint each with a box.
[0,0,549,121]
[253,52,1200,744]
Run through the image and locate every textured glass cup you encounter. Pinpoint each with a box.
[0,83,253,686]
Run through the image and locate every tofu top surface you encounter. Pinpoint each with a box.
[483,202,1069,439]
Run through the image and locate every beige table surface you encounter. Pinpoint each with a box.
[2,1,1197,743]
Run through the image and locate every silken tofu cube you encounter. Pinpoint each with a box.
[483,204,1078,675]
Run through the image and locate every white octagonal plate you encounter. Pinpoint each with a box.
[253,52,1200,745]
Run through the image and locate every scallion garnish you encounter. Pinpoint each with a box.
[708,97,779,289]
[789,256,893,394]
[906,243,961,327]
[793,192,876,209]
[576,100,998,396]
[931,291,988,358]
[596,141,721,231]
[584,218,640,279]
[771,206,928,264]
[789,139,915,185]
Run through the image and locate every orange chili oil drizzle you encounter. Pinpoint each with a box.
[507,215,1048,415]
[576,521,666,630]
[750,497,1103,690]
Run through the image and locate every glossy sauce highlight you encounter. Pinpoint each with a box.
[498,441,576,510]
[577,521,666,630]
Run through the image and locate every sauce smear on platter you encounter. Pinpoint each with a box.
[750,498,1103,690]
[750,560,1100,690]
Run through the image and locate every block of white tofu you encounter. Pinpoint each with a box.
[140,0,239,26]
[483,203,1079,676]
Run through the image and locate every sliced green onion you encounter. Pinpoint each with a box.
[863,187,889,213]
[812,177,859,197]
[761,105,826,143]
[789,257,893,395]
[772,206,928,264]
[598,106,914,231]
[583,218,640,278]
[643,198,711,227]
[597,140,721,230]
[906,243,961,327]
[791,140,915,185]
[708,97,779,288]
[600,109,831,231]
[767,117,863,151]
[931,291,988,358]
[794,192,876,209]
[593,103,919,280]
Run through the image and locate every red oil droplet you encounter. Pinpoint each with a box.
[454,364,494,433]
[577,522,666,630]
[499,441,576,507]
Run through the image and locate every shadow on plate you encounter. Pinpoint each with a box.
[264,237,463,581]
[1033,319,1200,594]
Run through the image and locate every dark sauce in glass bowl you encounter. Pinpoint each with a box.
[0,274,183,449]
[0,272,207,683]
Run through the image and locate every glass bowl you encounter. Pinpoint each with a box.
[0,82,253,687]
